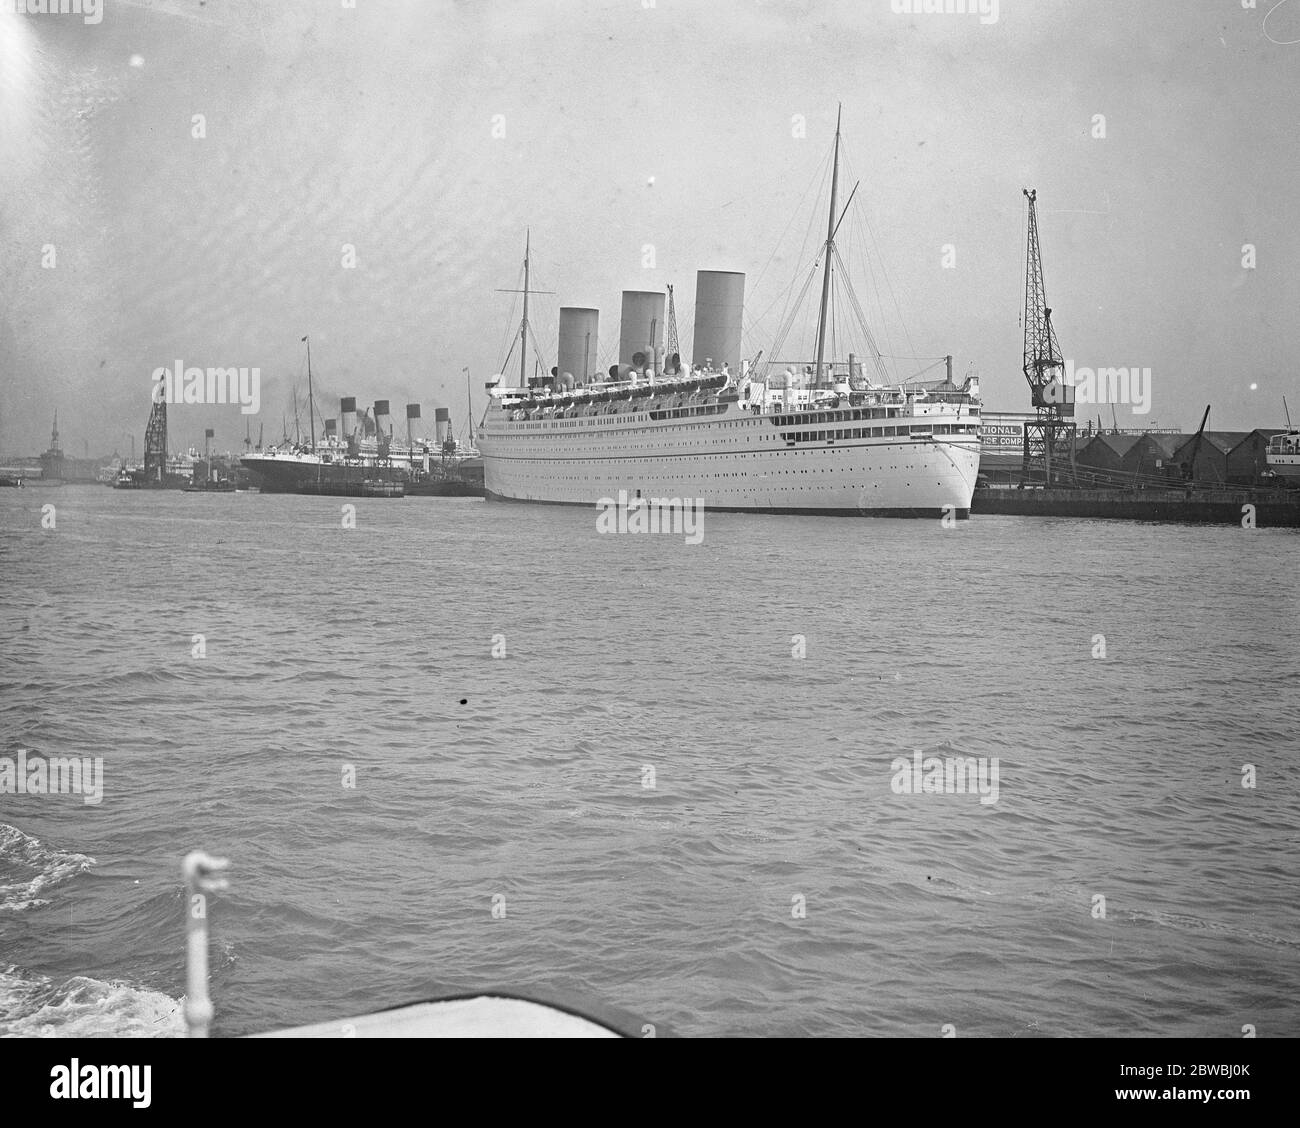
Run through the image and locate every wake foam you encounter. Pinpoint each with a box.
[0,966,184,1038]
[0,822,95,912]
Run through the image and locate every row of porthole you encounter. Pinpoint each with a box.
[503,478,932,488]
[489,445,948,459]
[491,449,926,461]
[496,462,925,470]
[507,484,934,493]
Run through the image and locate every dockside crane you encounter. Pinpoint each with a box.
[1021,189,1077,484]
[143,396,167,485]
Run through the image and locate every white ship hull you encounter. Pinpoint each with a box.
[1266,454,1300,480]
[480,400,980,516]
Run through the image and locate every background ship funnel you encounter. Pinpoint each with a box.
[692,270,745,372]
[406,403,420,450]
[340,397,357,440]
[557,307,599,386]
[434,406,451,448]
[619,291,665,373]
[374,400,392,441]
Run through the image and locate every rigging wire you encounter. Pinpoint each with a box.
[495,257,525,377]
[837,143,922,380]
[527,321,549,376]
[831,245,889,383]
[749,144,834,305]
[765,258,822,374]
[761,133,925,387]
[761,150,837,370]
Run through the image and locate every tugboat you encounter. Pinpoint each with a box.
[185,431,237,492]
[405,427,484,497]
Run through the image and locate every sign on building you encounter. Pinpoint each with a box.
[979,412,1038,456]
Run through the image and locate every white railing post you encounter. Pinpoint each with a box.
[182,851,230,1038]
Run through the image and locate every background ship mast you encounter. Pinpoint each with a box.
[813,104,842,388]
[302,335,317,451]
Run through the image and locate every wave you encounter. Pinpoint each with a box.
[0,822,95,912]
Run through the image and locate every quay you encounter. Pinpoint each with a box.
[972,485,1300,527]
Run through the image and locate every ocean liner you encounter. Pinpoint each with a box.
[242,412,481,495]
[478,111,981,517]
[240,340,482,495]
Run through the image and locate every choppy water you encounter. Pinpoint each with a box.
[1,486,1297,1037]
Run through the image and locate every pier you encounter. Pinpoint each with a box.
[972,485,1300,527]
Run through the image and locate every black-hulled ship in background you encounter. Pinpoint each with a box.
[238,337,483,497]
[240,398,483,497]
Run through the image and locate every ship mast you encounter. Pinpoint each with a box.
[302,335,317,451]
[813,104,842,389]
[464,365,473,439]
[496,230,553,388]
[520,229,530,388]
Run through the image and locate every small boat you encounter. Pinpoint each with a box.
[405,478,484,498]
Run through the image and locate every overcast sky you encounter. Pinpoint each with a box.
[1,0,1297,457]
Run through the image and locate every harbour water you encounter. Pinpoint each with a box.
[1,488,1297,1037]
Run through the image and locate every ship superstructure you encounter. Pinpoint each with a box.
[1265,398,1300,481]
